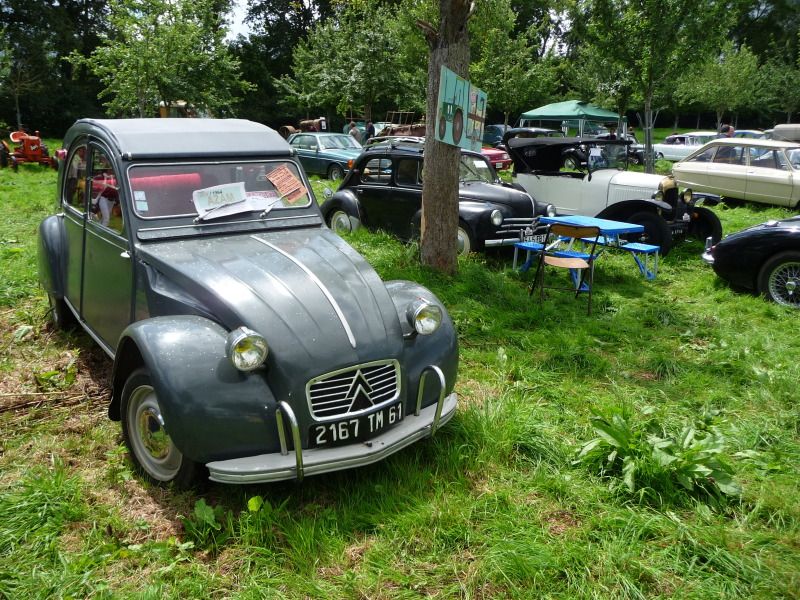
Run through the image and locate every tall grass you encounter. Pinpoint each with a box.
[0,163,798,598]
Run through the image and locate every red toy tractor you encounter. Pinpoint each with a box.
[1,130,57,171]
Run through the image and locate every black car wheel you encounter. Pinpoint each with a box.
[452,109,464,145]
[328,209,361,235]
[0,146,8,168]
[47,293,76,331]
[121,367,203,487]
[625,211,672,256]
[758,251,800,308]
[656,152,665,160]
[689,206,722,245]
[327,164,345,181]
[457,222,475,255]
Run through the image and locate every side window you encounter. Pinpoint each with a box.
[360,158,392,184]
[64,145,88,212]
[395,159,420,187]
[712,144,744,165]
[88,148,124,235]
[688,147,716,163]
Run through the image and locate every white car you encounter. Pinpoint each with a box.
[505,136,723,255]
[673,138,800,208]
[653,131,718,161]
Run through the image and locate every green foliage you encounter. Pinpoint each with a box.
[577,406,742,502]
[70,0,252,118]
[180,498,232,553]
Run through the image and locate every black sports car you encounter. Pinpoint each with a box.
[702,215,800,307]
[321,143,553,254]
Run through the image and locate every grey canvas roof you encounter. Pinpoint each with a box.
[66,118,290,160]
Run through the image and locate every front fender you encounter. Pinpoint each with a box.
[597,199,670,221]
[37,215,67,296]
[384,281,459,405]
[322,189,362,222]
[110,315,280,463]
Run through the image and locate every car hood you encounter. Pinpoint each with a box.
[137,228,404,369]
[319,148,362,160]
[459,181,535,213]
[605,169,665,189]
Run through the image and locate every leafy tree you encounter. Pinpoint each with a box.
[678,42,760,129]
[71,0,251,117]
[586,0,729,172]
[470,5,557,126]
[278,4,404,122]
[759,51,800,122]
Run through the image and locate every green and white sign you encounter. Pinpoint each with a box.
[435,65,487,153]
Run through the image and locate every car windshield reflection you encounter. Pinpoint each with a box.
[459,155,495,183]
[128,161,312,220]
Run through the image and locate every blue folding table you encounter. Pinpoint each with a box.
[513,215,660,280]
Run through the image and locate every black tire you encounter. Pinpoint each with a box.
[121,367,204,487]
[327,163,344,181]
[457,221,475,255]
[327,208,361,235]
[656,152,665,160]
[689,206,722,245]
[757,251,800,308]
[721,196,745,208]
[452,109,464,145]
[563,156,578,170]
[0,147,8,168]
[47,293,76,331]
[624,211,672,256]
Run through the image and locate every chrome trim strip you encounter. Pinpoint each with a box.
[206,393,458,484]
[276,401,304,482]
[251,236,357,348]
[137,214,318,233]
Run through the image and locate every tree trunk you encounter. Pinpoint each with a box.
[643,96,655,173]
[418,1,473,274]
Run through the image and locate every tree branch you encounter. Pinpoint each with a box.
[415,19,438,48]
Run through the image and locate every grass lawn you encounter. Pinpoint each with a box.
[1,162,798,599]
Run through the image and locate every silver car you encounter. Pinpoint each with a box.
[653,131,718,161]
[673,138,800,208]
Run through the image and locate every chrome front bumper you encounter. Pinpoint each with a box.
[207,393,457,484]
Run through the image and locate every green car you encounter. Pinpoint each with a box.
[288,132,363,181]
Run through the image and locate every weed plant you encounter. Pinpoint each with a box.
[0,164,798,598]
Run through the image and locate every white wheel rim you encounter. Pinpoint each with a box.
[127,384,183,481]
[457,228,470,254]
[331,211,352,234]
[768,261,800,307]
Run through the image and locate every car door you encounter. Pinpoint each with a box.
[353,156,394,229]
[81,143,134,352]
[673,146,716,192]
[745,148,795,206]
[390,158,425,238]
[706,144,748,199]
[61,142,88,316]
[290,134,319,176]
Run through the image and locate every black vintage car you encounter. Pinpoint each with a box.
[321,143,553,254]
[38,119,459,486]
[702,215,800,307]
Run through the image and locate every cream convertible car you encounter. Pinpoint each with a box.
[673,138,800,208]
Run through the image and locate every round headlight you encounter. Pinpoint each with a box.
[682,188,693,203]
[406,300,442,336]
[490,209,504,226]
[546,204,557,217]
[653,190,664,202]
[226,327,268,371]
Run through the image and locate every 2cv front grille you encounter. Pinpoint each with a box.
[306,359,401,421]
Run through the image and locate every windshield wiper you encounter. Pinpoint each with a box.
[193,198,248,223]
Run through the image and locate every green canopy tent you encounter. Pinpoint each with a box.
[518,100,626,137]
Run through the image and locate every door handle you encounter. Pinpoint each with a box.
[120,251,130,259]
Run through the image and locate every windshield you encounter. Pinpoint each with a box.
[585,143,628,170]
[320,135,361,150]
[128,160,312,220]
[459,154,495,183]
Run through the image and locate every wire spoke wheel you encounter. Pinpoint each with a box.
[767,260,800,307]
